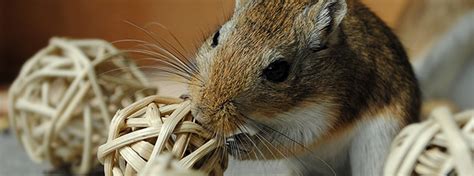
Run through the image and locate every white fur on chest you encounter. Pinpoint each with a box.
[260,103,334,146]
[243,102,403,175]
[280,109,402,176]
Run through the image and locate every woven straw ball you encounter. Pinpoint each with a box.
[8,38,157,174]
[384,107,474,176]
[97,95,228,176]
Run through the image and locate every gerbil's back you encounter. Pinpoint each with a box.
[338,1,420,124]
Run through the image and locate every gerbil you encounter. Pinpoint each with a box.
[182,0,420,175]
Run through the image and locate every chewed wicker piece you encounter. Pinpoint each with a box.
[8,37,157,174]
[385,107,474,176]
[97,95,228,176]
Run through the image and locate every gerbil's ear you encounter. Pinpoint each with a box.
[304,0,347,49]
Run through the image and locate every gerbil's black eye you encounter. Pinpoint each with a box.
[211,29,220,48]
[263,60,290,83]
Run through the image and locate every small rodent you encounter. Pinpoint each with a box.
[184,0,421,175]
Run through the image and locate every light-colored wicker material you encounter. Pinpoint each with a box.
[384,107,474,176]
[8,37,157,174]
[139,153,206,176]
[97,95,228,176]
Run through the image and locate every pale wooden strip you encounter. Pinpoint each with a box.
[145,103,161,126]
[178,138,219,168]
[124,163,135,176]
[130,141,154,161]
[112,167,124,176]
[41,82,49,106]
[31,121,51,138]
[125,118,150,128]
[98,127,162,159]
[119,146,147,172]
[77,106,92,174]
[432,108,473,176]
[159,104,181,114]
[126,107,147,119]
[16,99,55,117]
[173,121,212,139]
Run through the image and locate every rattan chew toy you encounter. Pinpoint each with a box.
[8,37,157,174]
[384,107,474,176]
[97,95,228,176]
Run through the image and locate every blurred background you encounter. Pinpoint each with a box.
[0,0,416,84]
[1,0,473,175]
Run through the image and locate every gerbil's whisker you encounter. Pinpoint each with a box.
[116,21,204,86]
[239,113,336,175]
[126,50,193,79]
[123,46,204,84]
[145,22,193,58]
[141,70,202,87]
[123,21,188,61]
[135,65,191,81]
[134,42,197,75]
[242,122,286,160]
[123,46,195,77]
[234,120,288,175]
[235,123,267,161]
[243,120,310,174]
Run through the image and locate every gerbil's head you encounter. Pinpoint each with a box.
[188,0,349,158]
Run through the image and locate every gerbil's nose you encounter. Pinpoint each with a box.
[191,101,236,124]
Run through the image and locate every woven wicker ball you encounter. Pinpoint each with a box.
[8,37,157,174]
[385,107,474,176]
[97,95,228,176]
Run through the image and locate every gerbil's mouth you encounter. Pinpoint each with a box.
[225,125,259,159]
[225,133,255,158]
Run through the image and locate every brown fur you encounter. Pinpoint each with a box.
[188,0,420,173]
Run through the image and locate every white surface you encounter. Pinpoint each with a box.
[0,133,45,176]
[225,159,292,176]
